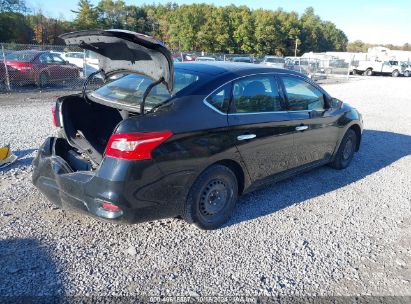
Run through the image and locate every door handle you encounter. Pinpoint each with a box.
[237,134,256,141]
[295,125,308,131]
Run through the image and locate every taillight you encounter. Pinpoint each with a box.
[52,105,58,127]
[101,202,121,212]
[105,131,173,160]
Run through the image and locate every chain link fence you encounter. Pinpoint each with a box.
[1,42,356,93]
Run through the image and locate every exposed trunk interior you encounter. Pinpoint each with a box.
[60,95,123,167]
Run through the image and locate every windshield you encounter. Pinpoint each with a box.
[91,70,201,111]
[266,57,285,63]
[6,52,37,62]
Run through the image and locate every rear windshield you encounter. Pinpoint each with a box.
[6,52,37,62]
[266,57,285,63]
[91,70,202,111]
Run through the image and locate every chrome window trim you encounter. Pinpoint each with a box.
[202,71,311,116]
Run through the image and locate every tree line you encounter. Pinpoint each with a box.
[0,0,409,56]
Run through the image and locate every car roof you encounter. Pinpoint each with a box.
[175,62,301,77]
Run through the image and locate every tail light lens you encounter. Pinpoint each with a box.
[52,105,58,127]
[105,131,173,160]
[101,202,121,212]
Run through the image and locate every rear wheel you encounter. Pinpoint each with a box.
[392,70,400,77]
[364,68,373,76]
[183,164,238,230]
[329,129,357,170]
[38,72,48,87]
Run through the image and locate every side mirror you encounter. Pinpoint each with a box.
[329,97,343,109]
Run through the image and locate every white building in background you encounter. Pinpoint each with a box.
[367,47,411,62]
[302,47,411,63]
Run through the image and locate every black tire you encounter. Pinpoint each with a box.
[329,129,357,170]
[352,69,358,75]
[364,68,373,76]
[183,164,238,230]
[392,70,399,77]
[38,72,48,87]
[404,71,410,77]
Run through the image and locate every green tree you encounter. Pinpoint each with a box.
[0,0,28,13]
[96,0,127,29]
[227,5,255,54]
[254,9,288,56]
[73,0,99,30]
[0,12,32,42]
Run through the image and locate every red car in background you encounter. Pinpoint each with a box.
[4,50,80,87]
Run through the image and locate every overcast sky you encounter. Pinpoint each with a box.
[26,0,411,45]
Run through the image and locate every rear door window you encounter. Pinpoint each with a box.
[51,54,65,64]
[39,54,53,64]
[206,83,231,113]
[232,75,284,113]
[281,76,325,111]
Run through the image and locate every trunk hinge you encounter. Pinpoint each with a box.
[140,77,164,115]
[82,69,104,100]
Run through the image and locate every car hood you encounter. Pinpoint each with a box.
[60,29,174,92]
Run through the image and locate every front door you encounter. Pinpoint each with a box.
[227,74,295,182]
[279,75,340,168]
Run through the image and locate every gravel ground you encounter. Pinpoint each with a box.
[0,77,410,298]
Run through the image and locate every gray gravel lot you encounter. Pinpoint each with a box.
[0,77,410,298]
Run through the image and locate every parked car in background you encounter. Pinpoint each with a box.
[232,56,253,63]
[5,50,80,87]
[33,30,363,230]
[61,52,84,70]
[83,50,100,78]
[262,56,285,68]
[195,56,216,62]
[353,60,405,77]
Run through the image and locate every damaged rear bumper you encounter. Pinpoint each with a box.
[32,137,191,223]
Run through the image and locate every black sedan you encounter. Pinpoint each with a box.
[32,30,363,229]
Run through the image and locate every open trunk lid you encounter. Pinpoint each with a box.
[60,29,174,92]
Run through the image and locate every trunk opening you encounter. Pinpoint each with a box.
[60,95,124,166]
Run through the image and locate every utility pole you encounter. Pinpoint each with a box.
[294,38,299,57]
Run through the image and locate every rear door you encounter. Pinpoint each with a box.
[227,74,295,182]
[36,53,52,80]
[279,75,340,168]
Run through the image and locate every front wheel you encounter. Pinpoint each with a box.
[329,129,357,170]
[183,165,238,230]
[364,68,373,76]
[404,71,410,77]
[392,70,400,77]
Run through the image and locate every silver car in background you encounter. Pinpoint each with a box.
[262,56,285,68]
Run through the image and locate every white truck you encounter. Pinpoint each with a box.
[352,60,405,77]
